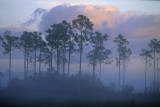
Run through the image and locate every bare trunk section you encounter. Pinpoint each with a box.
[57,48,59,73]
[39,49,42,77]
[157,57,159,92]
[93,63,95,80]
[50,51,53,73]
[24,47,27,79]
[79,46,82,76]
[99,62,102,80]
[9,50,11,82]
[123,61,125,90]
[34,49,37,77]
[26,51,29,78]
[63,47,66,75]
[118,54,121,92]
[145,56,147,93]
[154,51,155,93]
[68,50,71,76]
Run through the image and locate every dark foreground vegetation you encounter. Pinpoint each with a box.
[0,73,160,107]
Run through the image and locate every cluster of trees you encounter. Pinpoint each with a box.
[140,39,160,93]
[0,15,112,81]
[0,15,160,93]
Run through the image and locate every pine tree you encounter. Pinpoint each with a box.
[0,31,19,82]
[72,15,93,76]
[140,49,153,92]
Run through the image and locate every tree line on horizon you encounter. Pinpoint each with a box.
[0,15,160,93]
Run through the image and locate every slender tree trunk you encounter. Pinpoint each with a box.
[50,51,53,73]
[154,51,156,93]
[24,48,27,79]
[157,57,159,92]
[27,51,29,77]
[99,62,102,80]
[145,56,147,93]
[123,62,125,90]
[118,54,121,92]
[39,49,42,77]
[63,46,66,75]
[93,63,95,80]
[34,49,37,77]
[79,46,82,76]
[9,50,11,82]
[57,48,59,73]
[68,50,71,76]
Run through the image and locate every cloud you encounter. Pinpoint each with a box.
[37,4,160,39]
[103,14,160,39]
[22,8,47,30]
[38,5,125,33]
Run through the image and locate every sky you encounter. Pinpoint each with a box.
[0,0,160,29]
[0,0,160,91]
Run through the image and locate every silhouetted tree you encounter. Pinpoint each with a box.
[114,34,129,92]
[61,21,72,75]
[140,49,153,93]
[148,38,160,92]
[0,31,19,82]
[41,47,52,73]
[37,36,47,77]
[19,31,33,79]
[87,31,111,80]
[66,27,76,76]
[31,32,42,77]
[72,15,93,76]
[46,21,70,73]
[86,49,98,79]
[46,24,61,73]
[121,46,132,89]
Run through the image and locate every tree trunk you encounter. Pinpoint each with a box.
[145,56,147,93]
[26,51,29,78]
[24,48,27,79]
[57,48,59,73]
[99,62,102,80]
[157,57,159,92]
[34,49,37,77]
[68,50,71,76]
[118,55,121,92]
[154,51,156,93]
[79,46,82,76]
[123,61,125,90]
[93,63,95,80]
[9,50,11,82]
[63,47,66,75]
[50,51,53,73]
[39,49,42,77]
